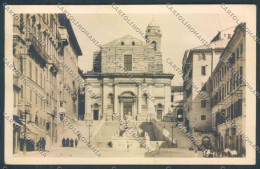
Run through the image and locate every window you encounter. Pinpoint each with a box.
[237,48,239,59]
[148,29,150,33]
[227,81,229,94]
[132,42,135,46]
[202,53,206,60]
[231,104,234,120]
[151,41,157,51]
[201,115,206,120]
[121,42,124,45]
[230,78,232,93]
[40,72,42,87]
[20,57,23,73]
[228,34,231,39]
[222,86,224,100]
[240,43,243,54]
[229,53,235,65]
[237,99,242,117]
[201,66,206,75]
[108,93,114,105]
[220,71,222,81]
[35,93,37,105]
[21,85,23,99]
[30,90,32,102]
[29,61,32,78]
[124,55,132,71]
[198,55,201,61]
[171,95,174,102]
[240,66,243,84]
[143,93,148,105]
[35,66,38,84]
[201,100,206,108]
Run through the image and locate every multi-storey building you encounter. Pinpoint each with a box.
[57,14,82,122]
[12,13,82,154]
[182,28,234,146]
[211,23,246,156]
[13,14,61,153]
[84,18,173,122]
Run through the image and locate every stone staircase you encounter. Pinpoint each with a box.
[155,121,194,149]
[92,121,119,148]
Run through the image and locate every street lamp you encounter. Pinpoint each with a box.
[86,120,93,143]
[18,103,32,155]
[171,125,175,145]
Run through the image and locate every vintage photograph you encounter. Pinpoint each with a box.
[3,4,256,165]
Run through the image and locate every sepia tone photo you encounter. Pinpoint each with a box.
[3,4,257,165]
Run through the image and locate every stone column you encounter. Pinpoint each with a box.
[147,83,154,119]
[137,84,142,120]
[114,82,118,115]
[133,98,136,121]
[102,82,104,120]
[119,98,123,119]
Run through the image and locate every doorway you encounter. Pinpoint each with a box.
[123,102,132,120]
[93,110,99,120]
[157,110,162,120]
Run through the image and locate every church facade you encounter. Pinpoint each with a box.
[84,19,174,121]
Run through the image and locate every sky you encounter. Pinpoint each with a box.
[70,12,246,86]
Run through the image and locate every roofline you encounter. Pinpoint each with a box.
[58,14,82,56]
[211,22,246,76]
[83,72,174,79]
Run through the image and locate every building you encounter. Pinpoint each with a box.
[57,14,82,122]
[182,28,235,146]
[12,13,83,154]
[12,14,61,153]
[78,68,85,120]
[84,18,174,122]
[211,23,246,156]
[169,86,184,122]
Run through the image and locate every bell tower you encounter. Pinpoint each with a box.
[145,16,163,73]
[145,16,162,52]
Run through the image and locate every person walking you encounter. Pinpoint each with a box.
[70,138,74,147]
[66,137,69,147]
[42,137,46,151]
[62,138,65,147]
[75,138,78,148]
[194,150,198,158]
[126,141,129,152]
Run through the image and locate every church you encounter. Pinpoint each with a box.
[83,18,174,121]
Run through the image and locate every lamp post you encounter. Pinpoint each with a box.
[18,103,32,155]
[171,125,175,145]
[86,120,93,143]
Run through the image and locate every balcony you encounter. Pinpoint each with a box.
[28,32,51,63]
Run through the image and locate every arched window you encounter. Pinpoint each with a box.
[108,93,114,105]
[151,41,157,51]
[35,114,38,126]
[142,93,148,105]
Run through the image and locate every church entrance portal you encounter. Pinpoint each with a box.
[123,102,132,120]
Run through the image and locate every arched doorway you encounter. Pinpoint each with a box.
[202,136,211,149]
[118,91,136,120]
[93,103,100,120]
[177,109,183,122]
